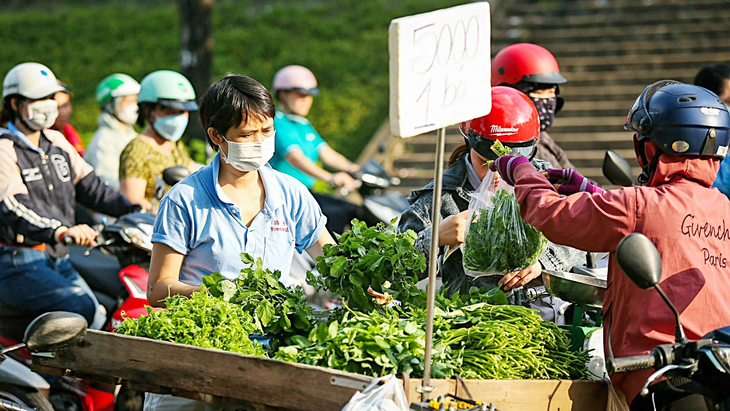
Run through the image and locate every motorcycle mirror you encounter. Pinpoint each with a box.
[24,312,87,353]
[162,166,191,187]
[603,150,634,187]
[616,233,662,289]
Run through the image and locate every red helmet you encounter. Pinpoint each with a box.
[459,86,540,160]
[491,43,567,87]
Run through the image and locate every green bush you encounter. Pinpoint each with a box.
[0,0,466,160]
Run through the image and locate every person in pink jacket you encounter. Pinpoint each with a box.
[490,81,730,409]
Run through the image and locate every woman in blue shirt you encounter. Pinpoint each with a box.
[146,74,333,307]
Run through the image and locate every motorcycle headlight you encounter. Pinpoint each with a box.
[121,223,154,252]
[711,346,730,372]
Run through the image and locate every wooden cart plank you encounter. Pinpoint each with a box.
[405,379,608,411]
[33,330,372,411]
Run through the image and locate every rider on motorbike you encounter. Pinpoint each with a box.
[492,43,575,169]
[85,73,141,189]
[489,81,730,408]
[398,86,584,321]
[267,65,361,235]
[0,62,142,329]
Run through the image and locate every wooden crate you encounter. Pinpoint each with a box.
[403,377,608,411]
[33,330,608,411]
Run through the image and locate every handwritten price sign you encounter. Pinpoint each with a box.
[389,3,491,138]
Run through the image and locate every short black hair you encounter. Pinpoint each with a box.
[199,74,276,151]
[0,97,18,125]
[694,64,730,96]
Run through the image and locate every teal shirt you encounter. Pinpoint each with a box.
[270,110,327,189]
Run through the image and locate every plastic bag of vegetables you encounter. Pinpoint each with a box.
[462,167,547,278]
[341,375,409,411]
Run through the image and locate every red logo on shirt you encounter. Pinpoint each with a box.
[271,220,290,232]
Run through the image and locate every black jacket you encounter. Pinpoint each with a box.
[0,127,136,257]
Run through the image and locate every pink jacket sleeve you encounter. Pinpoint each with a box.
[512,163,637,253]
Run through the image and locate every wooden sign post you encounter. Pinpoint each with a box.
[389,2,492,400]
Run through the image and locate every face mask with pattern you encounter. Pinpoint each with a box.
[531,96,557,131]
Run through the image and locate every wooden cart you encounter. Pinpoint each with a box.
[32,330,609,411]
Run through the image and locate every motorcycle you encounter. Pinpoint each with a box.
[0,313,89,411]
[0,167,189,411]
[607,233,730,411]
[0,221,150,411]
[353,159,410,227]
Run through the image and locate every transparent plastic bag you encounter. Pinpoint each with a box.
[462,169,547,278]
[341,375,409,411]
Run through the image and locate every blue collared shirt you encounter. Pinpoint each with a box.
[151,153,327,286]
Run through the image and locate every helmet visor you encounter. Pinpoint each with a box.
[462,127,537,160]
[158,99,199,111]
[287,87,319,96]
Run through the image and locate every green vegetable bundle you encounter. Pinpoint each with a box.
[307,219,427,312]
[274,306,454,378]
[202,253,315,348]
[463,188,548,277]
[433,300,590,380]
[276,287,590,380]
[117,287,266,357]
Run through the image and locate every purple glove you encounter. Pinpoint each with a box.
[545,168,605,195]
[488,154,531,186]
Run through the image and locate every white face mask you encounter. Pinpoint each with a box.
[221,133,276,172]
[115,99,139,125]
[21,99,59,131]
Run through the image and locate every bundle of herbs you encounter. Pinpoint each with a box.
[432,296,591,380]
[306,219,427,312]
[276,287,590,380]
[274,305,455,378]
[116,287,267,356]
[462,188,548,276]
[202,253,315,348]
[463,140,548,277]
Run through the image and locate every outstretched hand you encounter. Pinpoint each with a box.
[488,154,531,186]
[541,168,604,195]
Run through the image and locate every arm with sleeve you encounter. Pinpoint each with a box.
[398,192,436,264]
[0,139,66,244]
[151,196,192,255]
[46,131,137,218]
[513,163,637,252]
[291,182,328,253]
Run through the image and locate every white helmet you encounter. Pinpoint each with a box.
[3,63,65,100]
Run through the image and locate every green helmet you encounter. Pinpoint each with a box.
[96,73,141,107]
[138,70,198,111]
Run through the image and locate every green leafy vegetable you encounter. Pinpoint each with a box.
[463,188,548,276]
[202,254,315,349]
[307,219,427,312]
[274,305,455,379]
[116,287,266,357]
[277,287,589,380]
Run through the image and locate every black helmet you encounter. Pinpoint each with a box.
[625,80,730,159]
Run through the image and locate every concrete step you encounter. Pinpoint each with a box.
[493,39,730,59]
[506,8,728,28]
[556,52,730,71]
[506,0,729,15]
[493,23,730,43]
[558,67,703,83]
